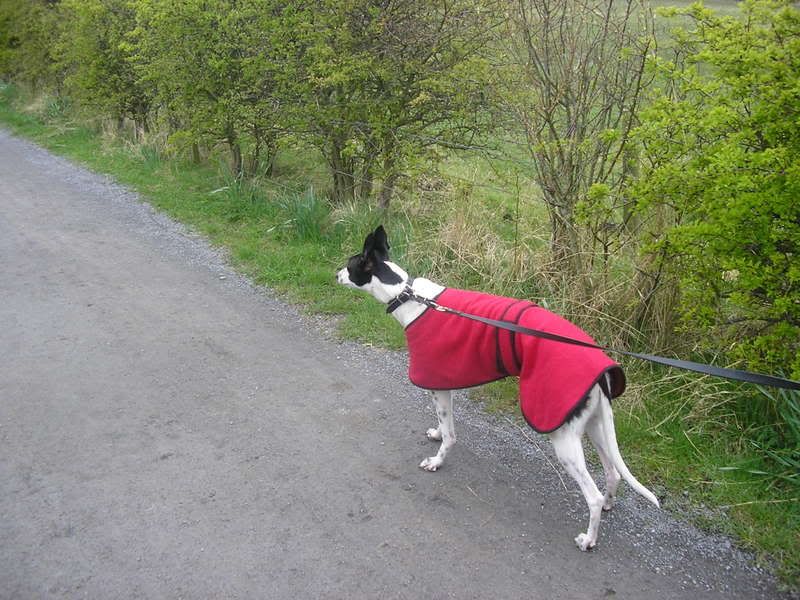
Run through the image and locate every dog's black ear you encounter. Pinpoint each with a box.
[361,231,376,257]
[361,225,390,260]
[372,225,390,260]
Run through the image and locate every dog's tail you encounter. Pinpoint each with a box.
[599,386,660,509]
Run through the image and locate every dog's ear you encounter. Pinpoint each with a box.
[361,225,390,261]
[371,225,390,260]
[361,231,376,258]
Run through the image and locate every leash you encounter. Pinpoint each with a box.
[387,285,800,391]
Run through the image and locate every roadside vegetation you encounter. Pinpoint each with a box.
[1,0,798,587]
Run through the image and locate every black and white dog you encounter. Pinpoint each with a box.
[337,225,659,550]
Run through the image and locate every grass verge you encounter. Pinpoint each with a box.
[1,84,797,589]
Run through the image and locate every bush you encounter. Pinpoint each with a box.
[634,0,800,380]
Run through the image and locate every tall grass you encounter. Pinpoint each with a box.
[749,387,800,491]
[276,187,331,242]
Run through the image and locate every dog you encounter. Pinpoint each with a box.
[337,225,659,550]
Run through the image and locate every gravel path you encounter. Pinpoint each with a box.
[0,127,794,599]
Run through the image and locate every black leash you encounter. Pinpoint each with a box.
[387,285,800,391]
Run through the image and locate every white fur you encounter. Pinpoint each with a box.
[338,258,659,550]
[419,390,455,471]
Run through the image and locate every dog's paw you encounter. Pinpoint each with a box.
[602,494,615,511]
[426,428,442,441]
[574,533,596,551]
[419,456,443,472]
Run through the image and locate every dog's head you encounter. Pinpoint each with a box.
[337,225,407,299]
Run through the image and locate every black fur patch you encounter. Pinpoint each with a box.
[373,261,403,285]
[346,254,372,286]
[345,225,401,287]
[345,253,403,287]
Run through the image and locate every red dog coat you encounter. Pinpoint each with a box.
[405,289,625,433]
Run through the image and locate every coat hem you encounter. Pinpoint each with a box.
[520,365,624,434]
[410,373,510,392]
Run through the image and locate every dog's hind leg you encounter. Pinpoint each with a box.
[420,390,455,472]
[586,393,621,511]
[586,417,621,511]
[550,424,605,551]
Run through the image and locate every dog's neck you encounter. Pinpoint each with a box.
[372,262,445,329]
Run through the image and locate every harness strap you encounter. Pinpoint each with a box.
[385,278,416,314]
[388,288,800,391]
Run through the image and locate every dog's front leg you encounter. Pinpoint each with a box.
[420,390,455,472]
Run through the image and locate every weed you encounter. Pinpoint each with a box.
[44,95,71,120]
[275,188,331,242]
[749,387,800,491]
[141,142,161,164]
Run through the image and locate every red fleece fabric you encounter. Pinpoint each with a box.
[405,289,625,433]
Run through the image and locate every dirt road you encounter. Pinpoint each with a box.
[0,128,791,599]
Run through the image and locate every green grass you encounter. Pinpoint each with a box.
[614,376,800,580]
[1,82,797,590]
[653,0,742,16]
